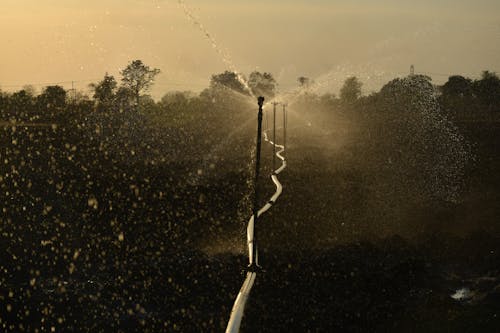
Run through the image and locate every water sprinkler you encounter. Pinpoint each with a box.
[258,96,265,109]
[249,96,265,270]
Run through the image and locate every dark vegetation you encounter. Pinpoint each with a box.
[1,61,500,331]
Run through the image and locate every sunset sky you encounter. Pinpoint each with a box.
[1,0,499,99]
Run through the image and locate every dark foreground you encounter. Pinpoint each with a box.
[1,235,499,332]
[2,99,500,331]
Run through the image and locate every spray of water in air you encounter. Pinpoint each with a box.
[177,0,255,99]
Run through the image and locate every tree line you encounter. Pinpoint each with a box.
[1,60,499,126]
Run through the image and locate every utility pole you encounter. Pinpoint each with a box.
[272,102,279,171]
[283,103,288,151]
[70,81,76,105]
[265,106,269,130]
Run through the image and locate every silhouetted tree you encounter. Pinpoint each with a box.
[120,60,160,110]
[297,76,312,89]
[160,92,190,112]
[473,71,500,112]
[0,93,8,121]
[22,85,37,97]
[34,85,67,122]
[442,76,473,98]
[378,75,433,112]
[90,73,117,111]
[439,75,474,115]
[114,87,134,113]
[209,71,249,96]
[38,85,67,109]
[340,76,362,105]
[10,90,35,121]
[138,95,159,119]
[248,71,276,100]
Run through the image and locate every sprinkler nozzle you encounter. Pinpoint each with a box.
[257,96,265,107]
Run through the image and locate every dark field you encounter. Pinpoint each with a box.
[1,78,500,332]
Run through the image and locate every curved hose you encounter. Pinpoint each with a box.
[225,129,286,333]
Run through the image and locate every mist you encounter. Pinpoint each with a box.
[1,1,500,332]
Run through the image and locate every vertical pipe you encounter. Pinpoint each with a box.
[252,96,265,267]
[71,81,75,104]
[273,103,276,172]
[283,104,286,151]
[265,107,269,131]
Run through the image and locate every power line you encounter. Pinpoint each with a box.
[153,82,209,87]
[0,78,101,88]
[2,68,498,92]
[0,79,209,89]
[416,71,498,78]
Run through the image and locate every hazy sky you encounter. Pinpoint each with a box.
[1,0,499,98]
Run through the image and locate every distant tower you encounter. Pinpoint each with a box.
[410,65,415,76]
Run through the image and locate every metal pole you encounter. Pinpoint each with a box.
[71,81,76,105]
[265,107,269,131]
[283,103,287,151]
[251,96,265,269]
[272,102,278,171]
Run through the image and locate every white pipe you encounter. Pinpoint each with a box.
[226,128,287,333]
[225,272,257,333]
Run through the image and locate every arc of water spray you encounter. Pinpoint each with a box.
[268,64,405,109]
[177,0,255,98]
